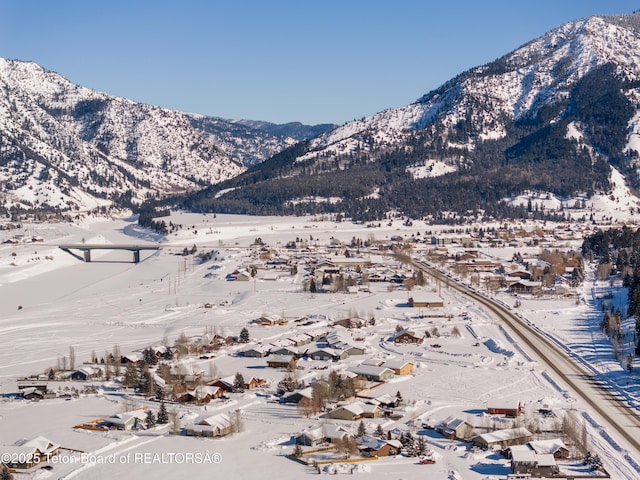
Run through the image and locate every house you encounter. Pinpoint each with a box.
[333,317,366,329]
[70,365,101,381]
[507,280,542,295]
[391,328,424,345]
[17,379,48,393]
[506,268,532,280]
[408,293,444,308]
[288,333,313,346]
[177,386,222,404]
[348,364,395,382]
[245,377,267,389]
[487,401,524,417]
[185,413,235,437]
[0,436,60,469]
[527,438,570,459]
[435,416,475,441]
[324,401,381,421]
[511,447,559,477]
[323,424,352,443]
[102,409,148,430]
[20,387,46,400]
[252,314,286,326]
[209,375,264,392]
[17,436,59,458]
[308,348,346,361]
[269,345,300,357]
[324,403,366,421]
[509,447,536,474]
[371,393,400,408]
[295,427,325,447]
[266,354,297,369]
[210,376,234,392]
[339,345,366,356]
[381,359,414,376]
[357,435,403,457]
[280,387,313,404]
[232,269,252,281]
[472,427,533,449]
[240,345,269,358]
[121,352,143,364]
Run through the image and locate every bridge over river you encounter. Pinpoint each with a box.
[58,244,161,263]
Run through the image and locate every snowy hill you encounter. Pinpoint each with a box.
[191,12,640,221]
[0,58,321,212]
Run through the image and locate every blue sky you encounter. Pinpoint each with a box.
[1,1,639,125]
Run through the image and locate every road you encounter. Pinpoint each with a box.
[413,260,640,459]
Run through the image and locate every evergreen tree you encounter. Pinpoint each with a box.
[157,401,169,424]
[143,347,158,366]
[276,375,297,396]
[357,420,366,437]
[145,409,156,428]
[0,465,12,480]
[417,436,427,456]
[138,362,155,396]
[122,362,138,387]
[233,372,246,392]
[402,432,416,456]
[239,327,250,343]
[374,424,385,438]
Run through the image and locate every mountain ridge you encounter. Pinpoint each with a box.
[179,12,640,222]
[0,58,330,213]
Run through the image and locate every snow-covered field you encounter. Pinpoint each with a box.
[0,212,638,479]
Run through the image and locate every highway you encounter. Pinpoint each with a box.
[413,260,640,460]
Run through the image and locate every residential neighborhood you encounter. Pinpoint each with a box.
[0,213,631,479]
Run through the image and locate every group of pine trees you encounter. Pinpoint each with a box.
[582,226,640,357]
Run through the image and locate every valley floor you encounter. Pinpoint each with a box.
[0,213,638,479]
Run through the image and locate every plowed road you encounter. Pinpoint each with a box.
[415,260,640,457]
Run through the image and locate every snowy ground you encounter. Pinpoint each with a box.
[0,212,638,479]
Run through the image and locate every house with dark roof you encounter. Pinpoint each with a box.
[391,328,424,344]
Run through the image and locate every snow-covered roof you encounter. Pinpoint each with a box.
[475,427,531,443]
[511,448,536,463]
[528,438,567,455]
[197,413,233,429]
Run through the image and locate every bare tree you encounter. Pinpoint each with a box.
[298,397,314,418]
[69,346,75,371]
[112,345,121,376]
[334,436,359,459]
[232,409,243,433]
[169,409,181,435]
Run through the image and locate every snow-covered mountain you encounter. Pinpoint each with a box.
[301,14,640,165]
[193,12,640,221]
[0,58,324,212]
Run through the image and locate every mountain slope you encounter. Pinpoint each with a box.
[183,13,640,222]
[0,59,320,213]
